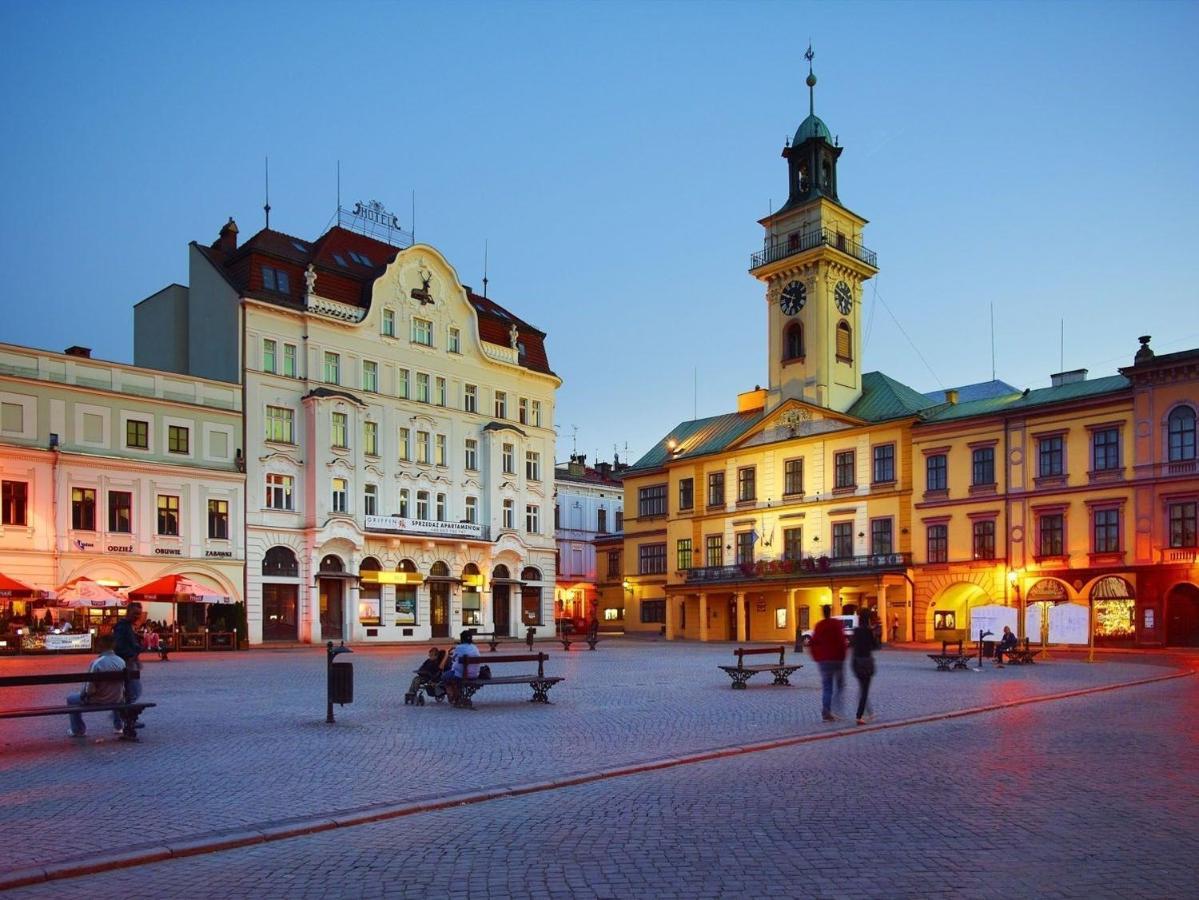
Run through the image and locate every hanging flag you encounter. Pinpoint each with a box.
[750,527,760,544]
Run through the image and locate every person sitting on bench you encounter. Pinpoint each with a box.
[66,634,126,738]
[995,626,1018,667]
[405,647,445,703]
[440,631,481,705]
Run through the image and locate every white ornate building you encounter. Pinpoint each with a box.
[135,215,559,644]
[554,454,624,624]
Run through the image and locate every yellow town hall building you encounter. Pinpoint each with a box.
[611,64,1199,648]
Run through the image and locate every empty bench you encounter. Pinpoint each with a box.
[471,632,503,652]
[928,640,971,671]
[0,669,154,741]
[718,645,802,689]
[558,629,600,652]
[456,653,563,708]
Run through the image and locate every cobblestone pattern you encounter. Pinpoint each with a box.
[9,674,1196,899]
[0,641,1185,877]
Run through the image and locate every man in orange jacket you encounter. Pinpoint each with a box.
[809,604,848,721]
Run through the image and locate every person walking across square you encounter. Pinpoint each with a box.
[851,610,880,725]
[809,604,847,721]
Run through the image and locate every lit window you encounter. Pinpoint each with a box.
[266,474,294,510]
[71,487,96,530]
[208,499,228,539]
[331,478,348,514]
[168,425,190,454]
[157,494,179,536]
[126,419,149,450]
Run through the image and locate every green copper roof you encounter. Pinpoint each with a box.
[920,374,1130,422]
[794,113,832,146]
[847,371,939,422]
[626,409,765,473]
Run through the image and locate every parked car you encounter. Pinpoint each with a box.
[799,614,857,647]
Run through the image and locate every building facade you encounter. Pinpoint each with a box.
[553,454,624,627]
[135,214,560,644]
[0,343,245,626]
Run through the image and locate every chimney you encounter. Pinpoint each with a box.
[64,346,92,358]
[596,462,613,480]
[1135,335,1154,364]
[217,217,239,254]
[945,389,958,405]
[1050,369,1088,387]
[568,453,587,477]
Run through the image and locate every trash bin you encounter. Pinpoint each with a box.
[982,641,996,659]
[326,641,354,723]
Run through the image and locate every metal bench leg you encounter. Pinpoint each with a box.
[726,670,754,690]
[119,708,141,742]
[530,679,554,703]
[772,671,792,686]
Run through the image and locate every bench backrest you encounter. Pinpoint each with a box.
[734,646,786,667]
[467,652,549,678]
[941,640,964,655]
[0,670,140,689]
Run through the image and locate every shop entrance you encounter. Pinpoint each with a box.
[493,585,510,636]
[319,555,345,641]
[262,583,298,642]
[430,583,450,638]
[1166,583,1199,647]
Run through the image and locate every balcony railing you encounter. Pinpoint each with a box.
[684,553,911,584]
[750,226,878,271]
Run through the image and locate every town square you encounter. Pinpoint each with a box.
[0,1,1196,897]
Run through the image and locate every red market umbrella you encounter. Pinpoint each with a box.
[53,578,127,608]
[0,573,41,599]
[127,574,231,605]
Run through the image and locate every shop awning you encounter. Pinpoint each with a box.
[127,574,232,604]
[53,578,127,608]
[0,573,42,599]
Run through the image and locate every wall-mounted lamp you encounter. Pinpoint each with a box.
[622,580,633,594]
[857,531,865,538]
[812,536,820,543]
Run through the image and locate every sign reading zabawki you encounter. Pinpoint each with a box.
[363,515,483,540]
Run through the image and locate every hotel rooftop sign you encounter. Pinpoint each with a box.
[364,515,485,541]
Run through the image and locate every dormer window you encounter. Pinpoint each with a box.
[261,266,290,294]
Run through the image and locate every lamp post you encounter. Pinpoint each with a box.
[1008,569,1023,641]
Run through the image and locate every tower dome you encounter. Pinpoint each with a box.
[794,113,832,146]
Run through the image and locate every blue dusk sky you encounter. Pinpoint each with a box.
[1,1,1196,466]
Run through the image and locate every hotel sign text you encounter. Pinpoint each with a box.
[364,515,484,540]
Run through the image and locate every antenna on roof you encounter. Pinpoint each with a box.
[483,239,489,298]
[1060,319,1065,372]
[411,190,416,243]
[990,302,996,381]
[336,160,341,211]
[263,156,271,230]
[571,425,578,456]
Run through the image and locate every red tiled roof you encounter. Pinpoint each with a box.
[195,224,553,376]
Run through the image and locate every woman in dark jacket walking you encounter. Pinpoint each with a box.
[850,609,879,725]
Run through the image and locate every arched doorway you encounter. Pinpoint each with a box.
[521,566,543,628]
[358,557,382,629]
[262,546,299,642]
[429,561,451,638]
[1025,578,1070,644]
[461,563,482,628]
[1166,583,1199,647]
[928,583,991,642]
[1090,576,1136,645]
[491,564,512,636]
[319,554,346,640]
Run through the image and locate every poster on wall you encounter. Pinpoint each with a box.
[1049,603,1090,644]
[1025,605,1044,642]
[969,605,1017,641]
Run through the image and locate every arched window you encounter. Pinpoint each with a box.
[262,546,298,578]
[358,557,381,626]
[1168,406,1197,461]
[430,560,450,578]
[319,554,343,573]
[394,560,418,626]
[521,568,542,626]
[784,322,804,361]
[492,563,510,580]
[836,320,852,361]
[396,559,417,575]
[521,566,542,582]
[462,563,482,626]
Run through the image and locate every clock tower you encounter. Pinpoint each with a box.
[751,48,878,414]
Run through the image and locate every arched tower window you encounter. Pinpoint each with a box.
[784,322,804,361]
[836,320,852,362]
[1168,406,1197,461]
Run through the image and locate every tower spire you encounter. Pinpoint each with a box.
[805,44,816,116]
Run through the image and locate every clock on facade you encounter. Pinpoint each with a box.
[780,280,806,315]
[834,281,853,315]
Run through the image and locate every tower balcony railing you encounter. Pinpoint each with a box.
[750,226,878,271]
[683,552,911,584]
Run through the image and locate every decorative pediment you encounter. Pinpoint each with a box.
[364,461,386,479]
[258,450,301,471]
[326,455,355,474]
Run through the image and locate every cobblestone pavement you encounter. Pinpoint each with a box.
[0,640,1190,886]
[8,662,1196,899]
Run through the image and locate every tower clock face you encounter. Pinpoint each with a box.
[834,281,853,315]
[780,281,806,315]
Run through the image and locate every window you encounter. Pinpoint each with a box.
[519,397,529,425]
[436,493,447,522]
[502,498,515,529]
[676,538,692,571]
[972,447,995,486]
[362,360,378,393]
[502,443,515,474]
[607,549,621,578]
[927,524,948,564]
[465,496,478,524]
[1093,508,1120,553]
[1038,435,1064,477]
[784,527,803,561]
[398,488,410,518]
[157,494,179,536]
[208,499,228,539]
[835,450,855,489]
[707,471,725,507]
[465,438,478,471]
[1,480,28,526]
[706,535,723,567]
[0,402,22,434]
[532,400,542,427]
[263,339,277,374]
[872,444,895,484]
[526,451,541,481]
[526,504,540,534]
[638,484,667,518]
[464,384,477,413]
[784,322,804,360]
[737,466,756,502]
[836,321,852,361]
[398,369,410,399]
[283,343,297,378]
[871,518,893,556]
[331,412,348,449]
[435,433,447,466]
[972,520,996,560]
[926,454,947,492]
[395,562,417,626]
[433,377,446,407]
[598,507,608,532]
[641,599,666,624]
[1168,407,1197,461]
[1092,428,1120,471]
[363,484,377,517]
[323,352,340,385]
[330,478,348,514]
[398,427,411,461]
[416,431,430,464]
[1169,502,1197,548]
[71,487,96,530]
[735,531,755,565]
[1038,513,1064,557]
[126,419,148,450]
[412,317,433,346]
[448,326,461,353]
[416,491,430,520]
[261,265,290,294]
[416,373,430,403]
[382,308,396,337]
[615,511,623,531]
[107,490,131,533]
[363,421,379,456]
[265,406,294,443]
[266,473,294,510]
[784,459,804,496]
[168,425,189,454]
[678,478,694,511]
[638,543,666,575]
[832,522,854,558]
[495,391,507,418]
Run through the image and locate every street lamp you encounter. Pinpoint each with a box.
[1008,569,1023,641]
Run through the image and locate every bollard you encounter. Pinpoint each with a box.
[525,626,536,651]
[326,640,354,723]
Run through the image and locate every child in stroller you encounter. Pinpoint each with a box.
[405,647,446,705]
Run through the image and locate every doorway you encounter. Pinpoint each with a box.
[1166,583,1199,646]
[430,583,450,638]
[262,583,298,642]
[727,597,737,640]
[493,585,510,636]
[319,579,344,641]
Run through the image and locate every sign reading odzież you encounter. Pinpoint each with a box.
[364,515,483,540]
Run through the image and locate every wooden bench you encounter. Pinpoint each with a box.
[928,640,971,671]
[0,669,154,740]
[455,652,563,708]
[471,632,502,652]
[997,640,1040,666]
[558,630,600,652]
[718,645,802,689]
